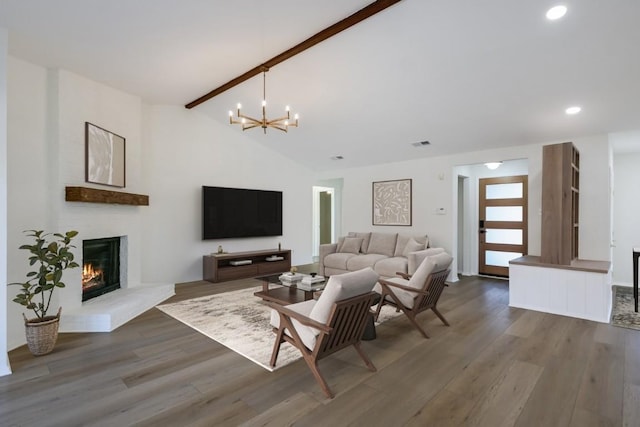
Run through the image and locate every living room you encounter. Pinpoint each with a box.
[2,1,640,423]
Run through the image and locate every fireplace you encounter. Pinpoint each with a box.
[82,237,121,302]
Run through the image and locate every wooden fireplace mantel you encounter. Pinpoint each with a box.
[65,186,149,206]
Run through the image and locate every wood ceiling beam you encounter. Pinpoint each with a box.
[185,0,403,109]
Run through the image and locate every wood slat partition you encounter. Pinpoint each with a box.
[65,186,149,206]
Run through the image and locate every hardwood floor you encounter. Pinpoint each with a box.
[2,273,638,426]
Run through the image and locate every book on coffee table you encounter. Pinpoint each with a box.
[279,273,304,282]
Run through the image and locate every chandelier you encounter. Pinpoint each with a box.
[228,67,299,134]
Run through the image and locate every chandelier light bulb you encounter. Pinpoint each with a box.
[294,113,299,120]
[237,103,242,110]
[285,105,290,112]
[262,100,267,107]
[228,110,233,117]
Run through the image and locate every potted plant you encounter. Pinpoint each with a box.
[10,230,79,355]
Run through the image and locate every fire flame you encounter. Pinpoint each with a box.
[82,263,104,289]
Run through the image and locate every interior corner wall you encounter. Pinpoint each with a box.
[0,27,11,376]
[140,105,316,283]
[572,135,612,261]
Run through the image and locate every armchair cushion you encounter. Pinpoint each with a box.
[408,252,453,289]
[407,248,446,275]
[310,267,379,324]
[270,299,318,350]
[374,252,453,309]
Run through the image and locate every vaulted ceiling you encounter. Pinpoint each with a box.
[2,0,639,171]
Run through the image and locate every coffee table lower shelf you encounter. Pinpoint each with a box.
[254,286,316,305]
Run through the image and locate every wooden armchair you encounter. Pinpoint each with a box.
[374,252,453,339]
[269,267,379,398]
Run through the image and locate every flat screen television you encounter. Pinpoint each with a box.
[202,186,283,240]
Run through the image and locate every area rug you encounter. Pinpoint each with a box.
[610,285,640,331]
[156,286,401,371]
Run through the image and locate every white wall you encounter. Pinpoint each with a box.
[612,150,640,285]
[317,134,612,279]
[5,59,319,355]
[141,105,316,283]
[6,57,50,351]
[0,27,11,376]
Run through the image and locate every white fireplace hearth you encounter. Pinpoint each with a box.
[58,235,174,332]
[60,282,174,332]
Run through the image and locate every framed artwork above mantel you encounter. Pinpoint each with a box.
[85,122,126,188]
[372,178,412,226]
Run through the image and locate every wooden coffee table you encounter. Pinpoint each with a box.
[254,274,326,305]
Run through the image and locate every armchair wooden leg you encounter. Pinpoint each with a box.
[374,291,388,321]
[404,312,430,339]
[270,325,286,367]
[304,358,333,399]
[353,342,376,372]
[432,306,450,326]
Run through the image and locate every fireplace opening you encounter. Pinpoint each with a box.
[82,237,121,302]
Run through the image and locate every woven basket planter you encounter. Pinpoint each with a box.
[23,307,61,356]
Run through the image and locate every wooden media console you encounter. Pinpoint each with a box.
[203,249,291,283]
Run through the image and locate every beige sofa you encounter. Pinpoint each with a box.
[318,231,445,278]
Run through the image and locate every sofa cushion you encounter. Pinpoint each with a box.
[347,254,388,272]
[366,232,398,256]
[347,232,372,253]
[270,299,318,350]
[324,253,358,270]
[402,239,425,257]
[339,237,363,254]
[373,256,408,278]
[310,267,379,325]
[394,234,429,257]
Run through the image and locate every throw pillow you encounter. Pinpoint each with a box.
[339,237,363,254]
[402,238,425,257]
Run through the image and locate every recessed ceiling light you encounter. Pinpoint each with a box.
[565,106,581,115]
[546,5,567,20]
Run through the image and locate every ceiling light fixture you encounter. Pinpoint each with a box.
[546,5,567,20]
[565,106,582,115]
[228,67,299,134]
[484,162,502,170]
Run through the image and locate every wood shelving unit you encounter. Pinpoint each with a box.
[203,249,291,283]
[541,142,579,265]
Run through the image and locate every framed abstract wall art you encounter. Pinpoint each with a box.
[372,178,412,226]
[85,122,126,188]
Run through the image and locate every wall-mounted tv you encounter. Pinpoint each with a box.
[202,186,283,240]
